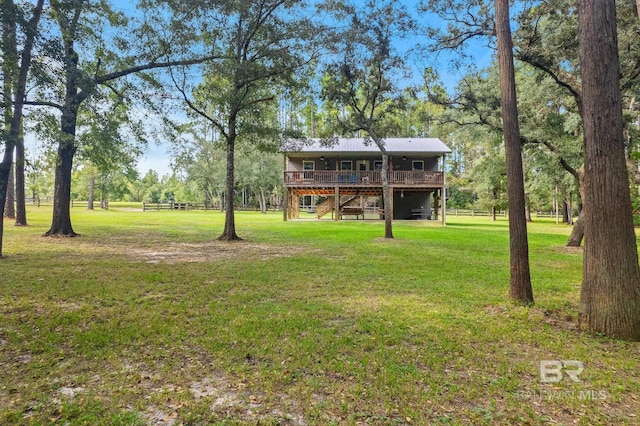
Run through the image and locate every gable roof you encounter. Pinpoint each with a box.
[283,137,451,155]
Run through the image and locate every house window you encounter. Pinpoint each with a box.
[340,160,353,170]
[303,160,315,171]
[373,161,383,171]
[356,160,368,171]
[412,160,424,171]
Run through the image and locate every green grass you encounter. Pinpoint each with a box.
[1,204,638,425]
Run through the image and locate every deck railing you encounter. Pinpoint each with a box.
[284,170,444,186]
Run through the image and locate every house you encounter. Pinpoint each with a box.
[282,138,451,222]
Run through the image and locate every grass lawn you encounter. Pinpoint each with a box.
[1,205,638,425]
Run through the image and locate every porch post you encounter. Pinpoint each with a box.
[335,186,340,221]
[283,187,289,221]
[442,154,447,225]
[292,193,300,219]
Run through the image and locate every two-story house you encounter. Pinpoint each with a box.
[282,138,451,223]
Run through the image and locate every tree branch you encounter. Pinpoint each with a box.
[22,100,64,111]
[516,52,583,109]
[521,135,580,180]
[94,55,219,85]
[168,67,229,141]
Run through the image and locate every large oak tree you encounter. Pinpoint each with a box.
[25,0,215,237]
[578,0,640,340]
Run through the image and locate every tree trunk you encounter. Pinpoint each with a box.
[562,199,569,223]
[259,187,267,214]
[100,182,106,209]
[525,195,532,223]
[495,0,534,304]
[45,111,78,237]
[0,151,12,257]
[4,162,15,219]
[217,130,241,241]
[1,0,16,256]
[88,176,95,210]
[566,167,585,246]
[566,211,585,247]
[492,206,496,221]
[14,131,27,226]
[0,162,9,257]
[380,151,393,238]
[579,0,640,340]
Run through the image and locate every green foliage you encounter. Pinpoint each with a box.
[446,177,475,209]
[172,128,284,208]
[471,146,507,213]
[425,53,586,215]
[24,148,55,202]
[320,0,414,139]
[76,94,145,176]
[171,0,316,146]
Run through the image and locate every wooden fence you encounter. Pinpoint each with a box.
[446,209,568,219]
[71,200,109,209]
[142,202,212,211]
[446,209,506,217]
[142,202,282,212]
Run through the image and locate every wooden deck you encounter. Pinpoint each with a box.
[284,170,444,187]
[283,170,447,223]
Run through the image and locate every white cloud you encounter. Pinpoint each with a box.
[137,144,172,177]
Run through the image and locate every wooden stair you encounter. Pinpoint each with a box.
[316,198,335,219]
[316,195,360,219]
[340,195,360,208]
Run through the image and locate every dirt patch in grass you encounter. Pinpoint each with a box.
[482,304,509,317]
[530,307,579,331]
[139,374,307,425]
[481,304,578,331]
[552,245,583,255]
[123,241,309,264]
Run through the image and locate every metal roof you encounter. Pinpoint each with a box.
[282,137,451,155]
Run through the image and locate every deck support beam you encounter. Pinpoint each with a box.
[283,187,289,221]
[442,154,447,225]
[334,186,340,221]
[292,193,300,219]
